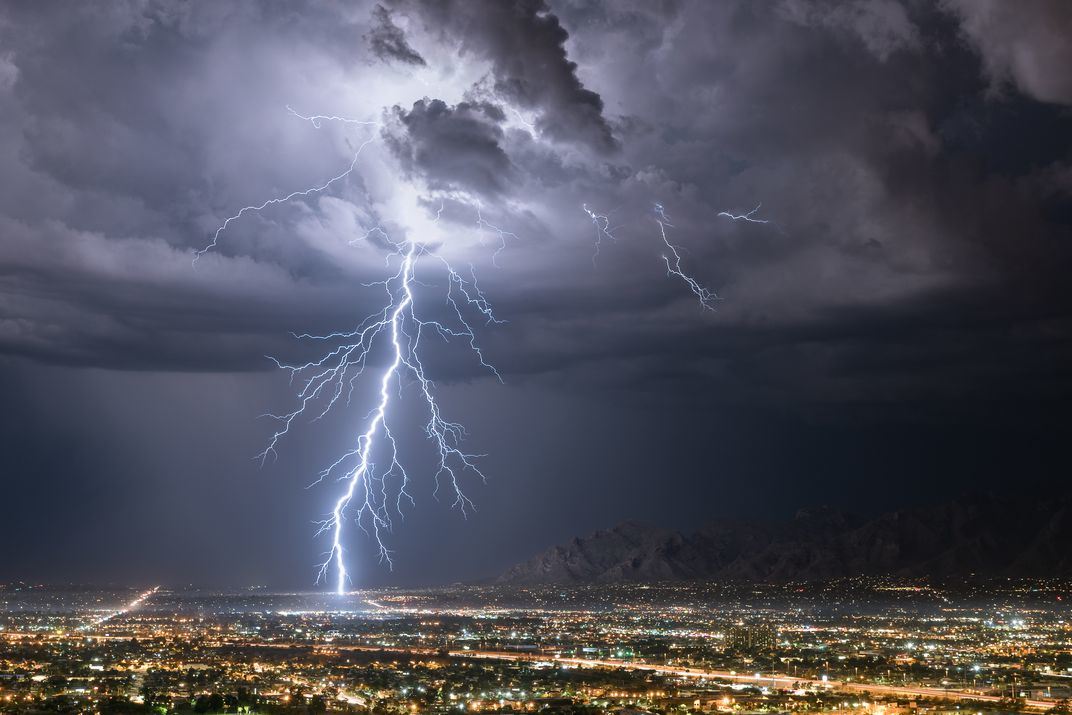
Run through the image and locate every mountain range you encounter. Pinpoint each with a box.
[499,493,1072,583]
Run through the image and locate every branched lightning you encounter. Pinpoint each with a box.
[654,202,719,310]
[198,97,769,589]
[198,107,503,594]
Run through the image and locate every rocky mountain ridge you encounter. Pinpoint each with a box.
[499,493,1072,583]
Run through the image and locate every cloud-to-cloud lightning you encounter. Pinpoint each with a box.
[582,200,773,309]
[193,109,381,263]
[198,108,500,593]
[583,198,776,308]
[718,203,769,224]
[584,200,724,310]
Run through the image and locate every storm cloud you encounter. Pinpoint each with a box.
[401,0,619,152]
[0,0,1070,587]
[942,0,1072,105]
[366,4,427,67]
[385,98,514,195]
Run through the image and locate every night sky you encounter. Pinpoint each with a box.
[1,1,1071,589]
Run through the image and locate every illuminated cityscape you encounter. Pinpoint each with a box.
[2,581,1070,714]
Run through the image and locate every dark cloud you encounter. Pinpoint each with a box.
[366,4,426,67]
[941,0,1072,105]
[385,98,514,196]
[777,0,921,61]
[403,0,618,153]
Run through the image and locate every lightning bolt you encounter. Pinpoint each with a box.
[193,109,381,263]
[718,203,769,224]
[197,108,502,593]
[580,201,721,308]
[655,202,719,310]
[509,107,537,134]
[475,207,520,266]
[285,105,381,130]
[582,203,617,264]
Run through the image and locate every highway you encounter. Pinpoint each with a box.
[448,649,1059,711]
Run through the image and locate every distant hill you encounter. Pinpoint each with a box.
[499,493,1072,584]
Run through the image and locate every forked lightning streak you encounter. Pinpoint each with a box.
[197,108,501,593]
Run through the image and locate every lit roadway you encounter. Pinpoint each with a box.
[445,649,1057,711]
[303,642,1057,710]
